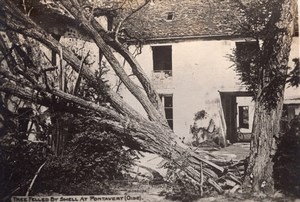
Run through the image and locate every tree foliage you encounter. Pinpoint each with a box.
[0,135,49,198]
[34,115,138,195]
[273,115,300,197]
[0,114,138,196]
[233,0,298,110]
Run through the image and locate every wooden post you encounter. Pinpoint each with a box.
[50,34,65,156]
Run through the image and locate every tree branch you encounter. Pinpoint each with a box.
[25,161,47,196]
[115,0,151,42]
[60,0,165,122]
[0,0,144,121]
[73,50,89,95]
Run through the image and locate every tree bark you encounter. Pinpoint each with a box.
[245,97,284,192]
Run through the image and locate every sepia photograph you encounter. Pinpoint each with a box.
[0,0,299,201]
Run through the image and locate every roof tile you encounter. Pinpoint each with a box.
[121,0,243,41]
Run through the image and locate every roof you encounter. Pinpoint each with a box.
[121,0,243,42]
[284,93,300,105]
[219,91,254,97]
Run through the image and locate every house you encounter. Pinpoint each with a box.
[2,0,297,145]
[105,0,299,143]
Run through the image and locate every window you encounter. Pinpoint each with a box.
[238,106,249,129]
[235,41,259,80]
[160,94,173,129]
[152,46,172,76]
[236,41,258,68]
[166,12,175,21]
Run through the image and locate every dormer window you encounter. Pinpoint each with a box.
[166,12,174,21]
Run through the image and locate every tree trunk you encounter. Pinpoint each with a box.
[244,0,296,193]
[245,96,284,193]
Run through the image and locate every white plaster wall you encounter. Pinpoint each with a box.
[171,40,241,138]
[118,37,299,139]
[118,39,246,139]
[57,35,298,140]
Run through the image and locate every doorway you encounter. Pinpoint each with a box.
[219,91,253,143]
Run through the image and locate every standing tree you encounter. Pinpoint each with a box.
[233,0,298,193]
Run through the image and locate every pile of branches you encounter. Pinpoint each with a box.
[162,145,247,200]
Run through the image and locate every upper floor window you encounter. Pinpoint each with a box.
[235,41,259,80]
[235,41,258,66]
[152,46,172,76]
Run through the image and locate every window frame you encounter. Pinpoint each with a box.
[166,12,175,21]
[159,94,173,129]
[238,106,249,129]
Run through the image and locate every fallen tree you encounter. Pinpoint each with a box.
[0,0,243,194]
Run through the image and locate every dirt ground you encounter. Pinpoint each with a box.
[216,142,250,160]
[112,183,300,202]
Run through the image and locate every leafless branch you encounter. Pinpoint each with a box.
[115,0,151,42]
[25,161,47,196]
[73,50,90,95]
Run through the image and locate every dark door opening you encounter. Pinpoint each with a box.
[219,91,253,143]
